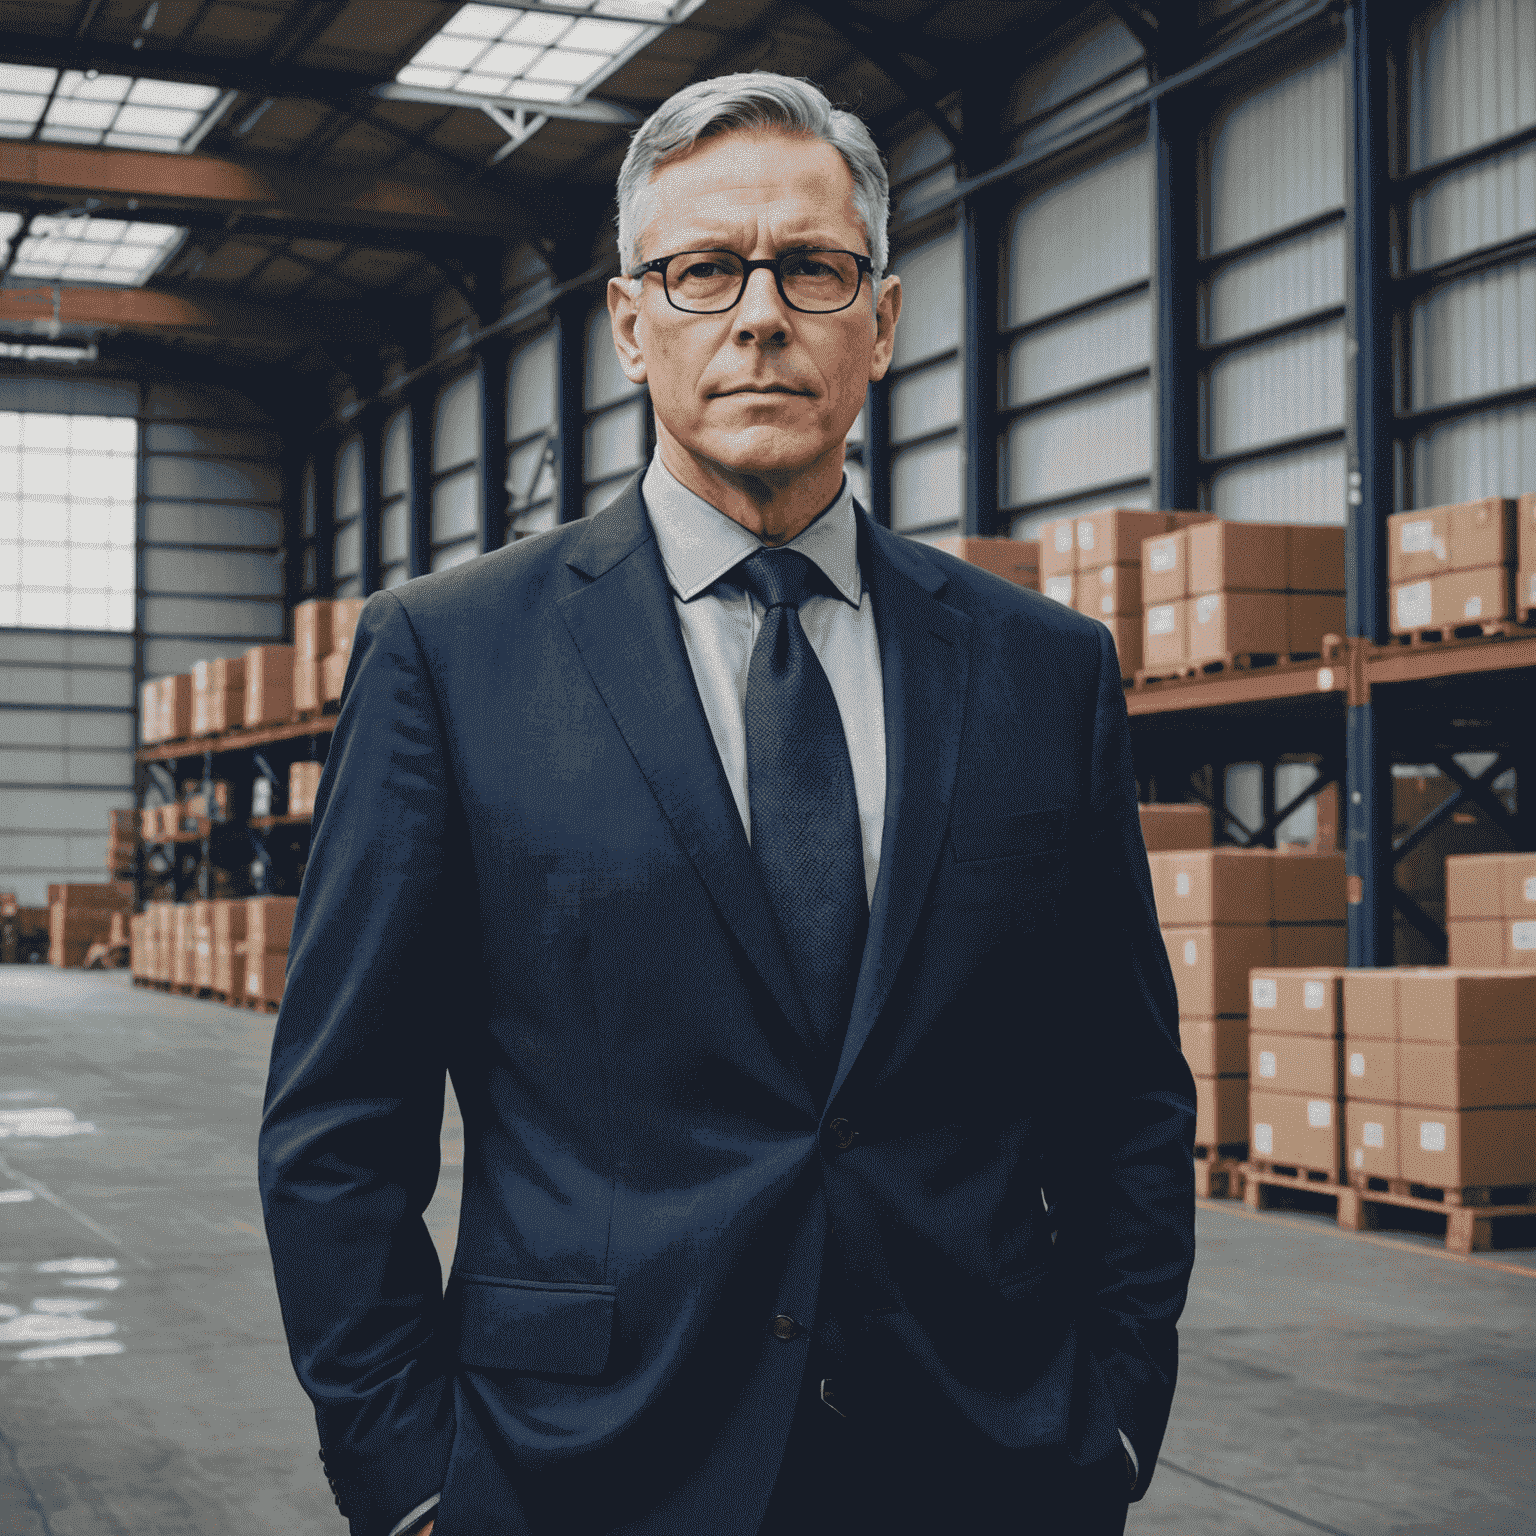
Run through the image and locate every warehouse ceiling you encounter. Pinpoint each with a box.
[0,0,1181,406]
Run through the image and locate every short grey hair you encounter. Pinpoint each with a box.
[615,72,890,279]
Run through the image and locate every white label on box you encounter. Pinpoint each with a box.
[1258,1051,1277,1078]
[1044,575,1073,605]
[1183,939,1198,966]
[1419,1120,1447,1153]
[1396,581,1432,629]
[1175,871,1191,897]
[1254,1123,1274,1156]
[1148,604,1176,636]
[1399,519,1433,554]
[1100,594,1114,615]
[1364,1121,1384,1148]
[1523,875,1536,903]
[196,941,209,956]
[1307,1100,1332,1129]
[248,971,260,992]
[1196,593,1220,624]
[1053,523,1073,554]
[1349,1052,1366,1077]
[1148,538,1177,574]
[1464,594,1483,619]
[1353,1147,1364,1168]
[1252,978,1278,1009]
[1512,922,1536,951]
[1528,571,1536,604]
[194,660,208,688]
[1100,566,1115,586]
[1077,520,1095,552]
[1304,980,1326,1010]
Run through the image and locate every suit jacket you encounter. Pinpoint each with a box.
[258,478,1196,1536]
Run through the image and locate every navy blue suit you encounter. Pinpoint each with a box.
[259,479,1196,1535]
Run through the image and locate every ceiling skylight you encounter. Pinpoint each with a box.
[0,65,229,153]
[6,216,185,287]
[397,1,697,106]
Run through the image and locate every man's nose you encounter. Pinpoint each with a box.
[735,265,790,342]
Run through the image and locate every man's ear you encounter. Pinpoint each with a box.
[608,275,648,386]
[869,274,902,383]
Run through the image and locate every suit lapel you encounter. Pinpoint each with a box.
[557,481,818,1063]
[830,514,971,1106]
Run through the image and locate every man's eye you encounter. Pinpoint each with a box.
[681,260,732,279]
[781,256,832,278]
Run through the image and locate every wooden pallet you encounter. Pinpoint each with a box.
[1194,1143,1247,1200]
[234,994,281,1014]
[1133,650,1324,686]
[1386,616,1535,647]
[1243,1161,1536,1254]
[1349,1172,1536,1210]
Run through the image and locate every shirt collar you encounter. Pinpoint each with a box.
[642,453,862,607]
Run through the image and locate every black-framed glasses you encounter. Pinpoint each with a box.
[631,248,875,314]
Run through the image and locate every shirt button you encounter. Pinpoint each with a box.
[827,1117,858,1151]
[771,1314,803,1341]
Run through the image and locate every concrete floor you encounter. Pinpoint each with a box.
[0,971,1531,1536]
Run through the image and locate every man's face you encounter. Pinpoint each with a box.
[609,128,900,491]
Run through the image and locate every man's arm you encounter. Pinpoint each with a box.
[259,592,471,1535]
[1056,620,1197,1500]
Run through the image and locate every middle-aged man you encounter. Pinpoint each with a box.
[261,71,1195,1536]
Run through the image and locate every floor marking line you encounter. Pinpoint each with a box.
[1195,1197,1536,1280]
[1160,1457,1356,1535]
[0,1153,150,1269]
[0,1422,57,1536]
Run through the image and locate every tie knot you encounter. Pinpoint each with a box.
[739,546,814,612]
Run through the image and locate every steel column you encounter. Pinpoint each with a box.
[960,190,1000,536]
[1150,93,1200,512]
[553,290,587,524]
[407,382,433,578]
[359,405,384,597]
[478,336,511,553]
[1346,700,1393,966]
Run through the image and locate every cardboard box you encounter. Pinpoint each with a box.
[289,761,323,819]
[1250,1033,1341,1097]
[931,537,1040,591]
[192,900,215,989]
[1194,1073,1249,1149]
[1520,492,1536,572]
[1187,591,1289,663]
[1286,592,1347,654]
[1183,1015,1249,1076]
[1344,1039,1397,1101]
[49,883,132,910]
[1143,599,1185,671]
[1448,919,1507,967]
[1249,1089,1341,1174]
[1447,852,1508,919]
[140,680,160,744]
[159,674,192,742]
[321,649,350,705]
[1150,849,1271,926]
[1397,969,1536,1044]
[1094,614,1141,679]
[1141,529,1189,605]
[1388,506,1451,582]
[1287,526,1346,593]
[207,688,244,734]
[1345,1101,1398,1179]
[1521,566,1536,618]
[1272,851,1347,923]
[294,598,335,661]
[1041,573,1075,608]
[1040,516,1078,579]
[293,657,322,713]
[1248,968,1343,1035]
[1075,508,1174,572]
[213,939,241,999]
[1503,854,1536,919]
[1399,1041,1536,1110]
[328,598,368,659]
[1398,1105,1536,1188]
[1509,919,1536,969]
[1273,924,1347,970]
[1138,804,1212,852]
[1448,497,1516,570]
[244,950,288,1005]
[171,903,196,987]
[1075,562,1141,618]
[1391,567,1512,633]
[1164,924,1273,1016]
[1188,521,1289,596]
[245,896,297,956]
[245,646,295,728]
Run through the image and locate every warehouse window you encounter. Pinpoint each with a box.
[433,370,482,570]
[300,462,317,596]
[0,213,185,287]
[333,437,363,598]
[507,327,557,538]
[1198,49,1346,523]
[1402,0,1536,506]
[584,301,648,517]
[381,408,411,589]
[0,65,230,151]
[0,410,136,631]
[1002,138,1153,538]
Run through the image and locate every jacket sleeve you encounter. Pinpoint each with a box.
[259,590,474,1535]
[1053,619,1197,1501]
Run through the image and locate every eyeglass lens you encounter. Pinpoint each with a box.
[665,251,863,313]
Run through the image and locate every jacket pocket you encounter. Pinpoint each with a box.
[451,1274,617,1376]
[949,807,1070,864]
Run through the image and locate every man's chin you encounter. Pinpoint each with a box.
[688,433,833,487]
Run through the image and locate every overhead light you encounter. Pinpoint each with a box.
[6,215,185,287]
[0,342,99,362]
[0,64,230,153]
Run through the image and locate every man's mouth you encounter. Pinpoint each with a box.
[712,384,814,398]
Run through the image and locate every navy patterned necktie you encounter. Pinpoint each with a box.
[738,547,868,1088]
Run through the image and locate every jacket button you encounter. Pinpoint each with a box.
[771,1314,803,1341]
[827,1117,858,1151]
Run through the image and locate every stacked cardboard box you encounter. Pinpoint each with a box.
[1519,493,1536,622]
[171,902,196,987]
[288,761,323,819]
[321,598,368,704]
[141,675,193,744]
[1142,522,1346,673]
[193,656,248,735]
[48,883,132,968]
[1247,969,1344,1175]
[1138,803,1212,852]
[1153,848,1347,1148]
[212,899,248,998]
[106,808,139,875]
[1341,970,1536,1189]
[293,599,334,712]
[1446,852,1536,969]
[1040,509,1210,681]
[239,896,297,1006]
[931,537,1040,592]
[1388,498,1517,635]
[244,645,296,728]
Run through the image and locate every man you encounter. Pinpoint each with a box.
[260,72,1195,1536]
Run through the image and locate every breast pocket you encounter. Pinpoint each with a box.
[948,807,1070,865]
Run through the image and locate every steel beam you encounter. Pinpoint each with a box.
[960,189,1000,537]
[479,336,511,554]
[1346,701,1392,966]
[312,434,336,598]
[1150,92,1200,511]
[553,290,587,524]
[359,406,384,597]
[407,382,433,580]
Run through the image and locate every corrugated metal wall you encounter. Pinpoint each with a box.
[381,407,411,588]
[432,369,482,571]
[333,437,363,598]
[507,326,557,538]
[584,300,649,517]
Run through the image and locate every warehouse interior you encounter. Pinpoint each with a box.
[1,0,1534,1531]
